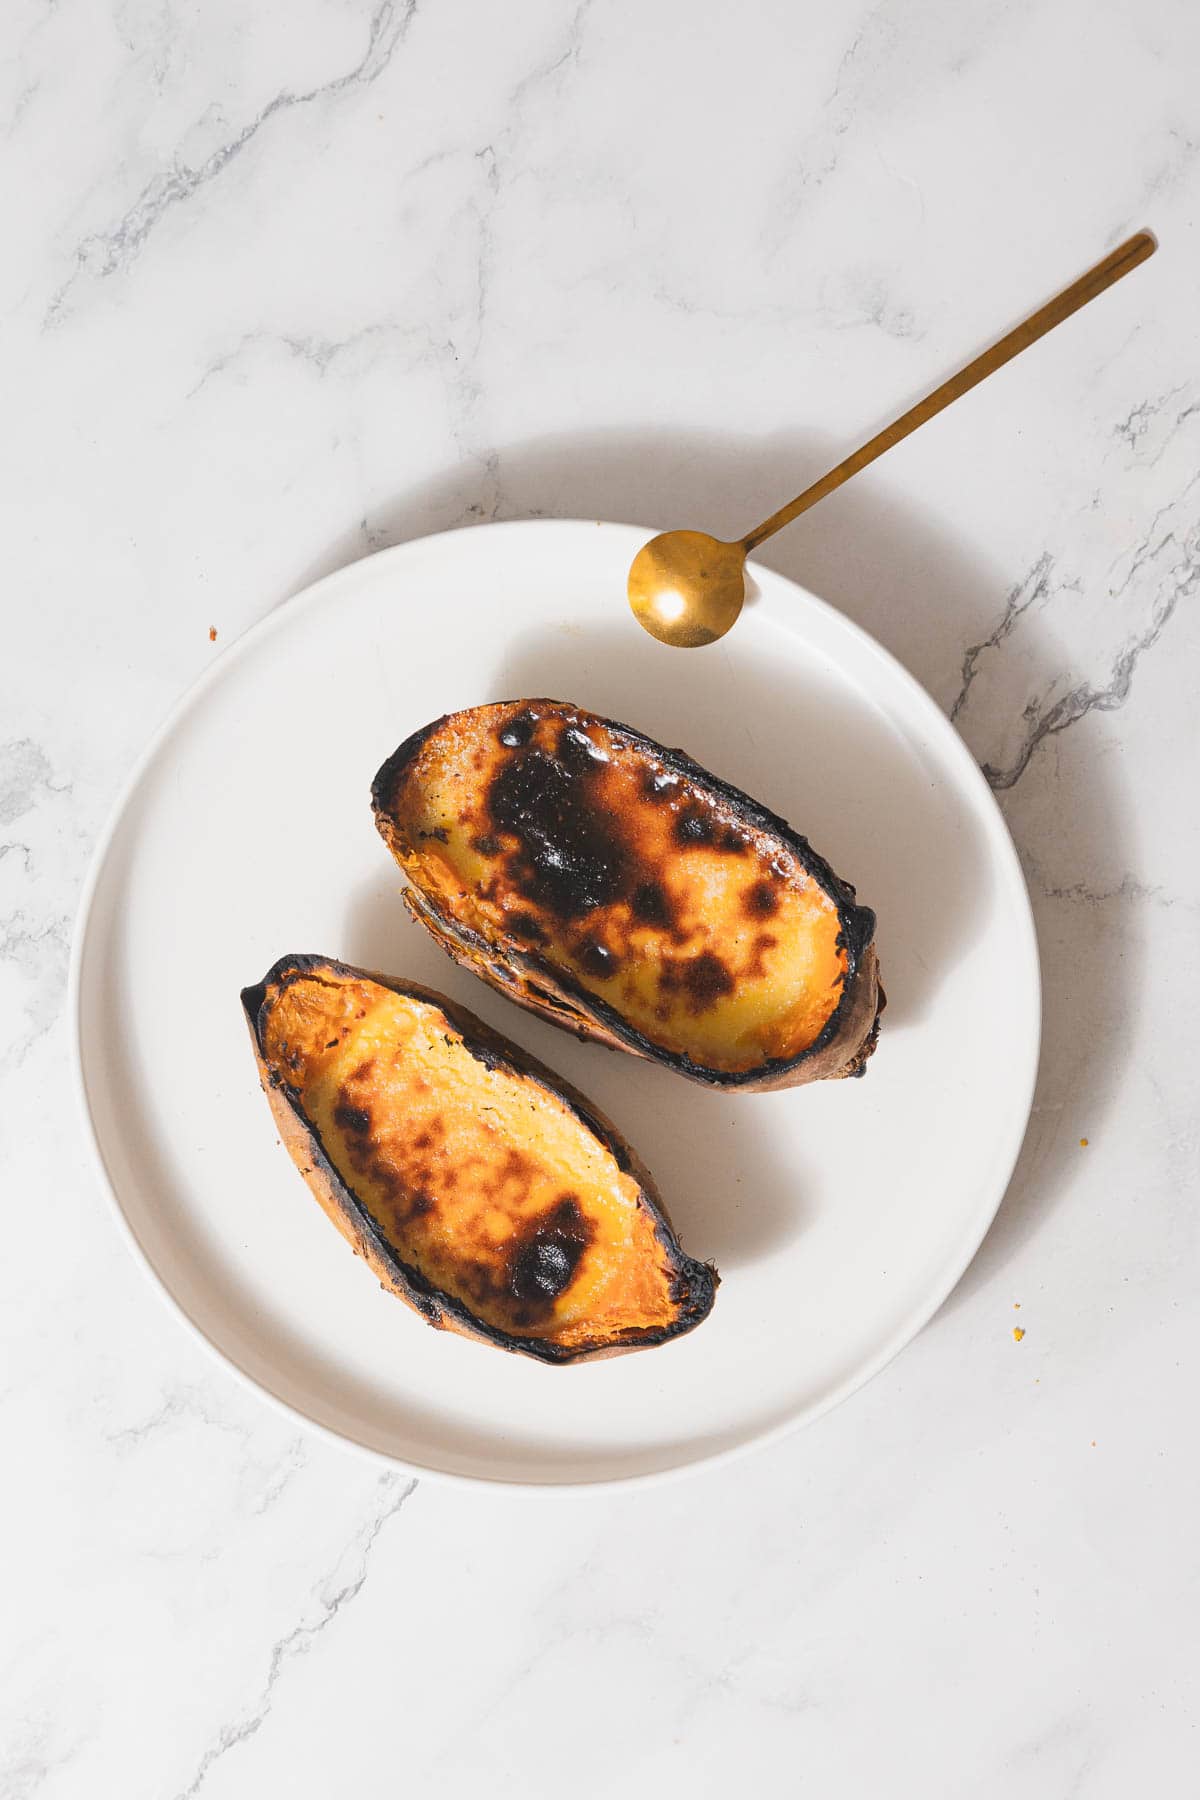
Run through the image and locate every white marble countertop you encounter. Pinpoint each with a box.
[3,1,1198,1793]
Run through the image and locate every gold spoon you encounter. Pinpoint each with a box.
[629,229,1157,648]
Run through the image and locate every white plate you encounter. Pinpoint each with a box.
[72,520,1039,1490]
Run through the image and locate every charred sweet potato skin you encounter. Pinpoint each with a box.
[372,701,882,1091]
[242,955,716,1363]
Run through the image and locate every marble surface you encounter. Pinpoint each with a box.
[2,0,1198,1793]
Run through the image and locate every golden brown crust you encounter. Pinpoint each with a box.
[242,956,717,1362]
[373,700,883,1091]
[398,887,884,1093]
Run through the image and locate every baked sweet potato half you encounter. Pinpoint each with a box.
[372,701,882,1091]
[242,955,716,1362]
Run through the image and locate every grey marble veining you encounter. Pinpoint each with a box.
[2,1,1198,1795]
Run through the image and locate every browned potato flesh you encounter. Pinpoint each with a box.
[372,701,881,1090]
[242,956,716,1362]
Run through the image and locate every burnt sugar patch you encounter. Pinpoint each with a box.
[744,878,780,918]
[576,937,621,979]
[659,950,736,1012]
[497,710,538,748]
[506,1196,593,1316]
[487,723,630,918]
[674,805,750,854]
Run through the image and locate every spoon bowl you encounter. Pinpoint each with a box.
[627,530,746,648]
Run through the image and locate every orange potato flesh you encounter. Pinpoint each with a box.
[258,969,689,1349]
[384,707,848,1073]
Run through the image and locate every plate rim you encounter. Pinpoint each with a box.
[69,517,1042,1493]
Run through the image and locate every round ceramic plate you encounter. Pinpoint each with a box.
[73,520,1039,1489]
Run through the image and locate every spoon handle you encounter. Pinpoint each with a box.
[741,229,1157,554]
